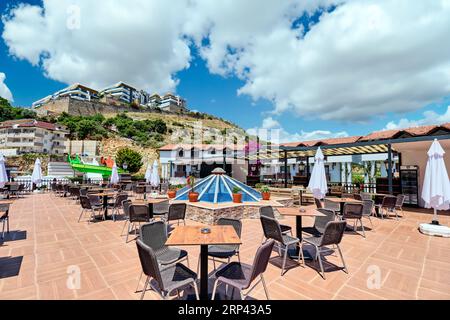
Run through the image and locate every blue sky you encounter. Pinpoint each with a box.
[0,0,449,141]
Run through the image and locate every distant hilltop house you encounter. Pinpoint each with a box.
[32,82,188,116]
[0,119,69,155]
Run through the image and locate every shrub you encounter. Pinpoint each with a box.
[116,148,143,174]
[232,186,242,194]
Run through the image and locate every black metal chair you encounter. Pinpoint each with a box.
[315,198,323,209]
[0,204,10,239]
[395,195,406,218]
[136,239,199,300]
[353,193,363,201]
[260,216,302,276]
[136,221,189,293]
[200,218,242,274]
[324,198,341,216]
[302,209,336,237]
[106,193,128,222]
[78,196,104,224]
[259,206,292,236]
[362,200,375,229]
[301,221,348,279]
[377,196,398,219]
[153,200,169,219]
[341,203,365,238]
[167,203,187,227]
[212,240,275,301]
[126,204,151,243]
[120,200,132,236]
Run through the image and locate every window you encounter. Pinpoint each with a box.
[178,150,184,158]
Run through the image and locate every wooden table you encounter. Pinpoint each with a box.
[326,197,363,214]
[89,192,117,218]
[166,225,241,300]
[277,207,325,260]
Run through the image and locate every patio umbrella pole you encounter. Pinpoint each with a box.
[432,209,439,226]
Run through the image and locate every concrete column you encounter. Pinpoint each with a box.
[347,162,352,184]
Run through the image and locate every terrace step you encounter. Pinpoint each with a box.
[47,162,75,178]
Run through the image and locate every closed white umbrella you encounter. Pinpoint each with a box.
[150,160,160,187]
[31,158,43,186]
[421,139,450,224]
[110,162,120,185]
[308,147,328,199]
[145,163,152,184]
[0,154,8,188]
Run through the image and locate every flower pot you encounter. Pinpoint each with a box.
[189,192,199,203]
[168,190,177,199]
[233,193,243,204]
[261,192,271,201]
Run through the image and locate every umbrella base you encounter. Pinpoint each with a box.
[431,220,440,226]
[419,224,450,238]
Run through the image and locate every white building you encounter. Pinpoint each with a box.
[0,119,68,155]
[148,93,187,113]
[32,84,98,109]
[99,82,142,105]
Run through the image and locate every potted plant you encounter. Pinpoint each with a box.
[232,186,243,203]
[168,185,178,199]
[260,185,271,201]
[188,176,199,202]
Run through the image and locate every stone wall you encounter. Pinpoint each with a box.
[186,199,294,225]
[35,97,188,117]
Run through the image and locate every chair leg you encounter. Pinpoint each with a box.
[261,275,270,300]
[126,223,133,243]
[368,216,374,229]
[336,244,348,274]
[140,277,150,300]
[360,219,366,238]
[1,220,5,239]
[192,282,200,301]
[120,219,129,236]
[317,248,326,280]
[211,280,219,300]
[78,209,85,223]
[281,246,288,276]
[135,271,143,293]
[298,242,305,266]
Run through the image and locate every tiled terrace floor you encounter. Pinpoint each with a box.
[0,193,449,300]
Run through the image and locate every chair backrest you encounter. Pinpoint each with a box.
[80,188,88,196]
[361,193,372,201]
[160,183,169,194]
[9,184,19,191]
[136,240,164,290]
[324,199,340,212]
[0,204,10,219]
[343,203,363,219]
[320,221,347,247]
[124,184,133,191]
[87,194,102,207]
[80,196,92,210]
[122,200,132,218]
[115,193,128,207]
[140,221,167,251]
[57,184,64,191]
[382,196,397,209]
[362,200,374,217]
[167,203,186,222]
[260,216,284,244]
[259,206,275,219]
[153,200,169,214]
[217,218,242,238]
[353,194,363,201]
[135,186,146,194]
[248,240,276,287]
[314,209,336,234]
[396,194,406,208]
[51,183,57,192]
[129,204,151,223]
[315,198,323,209]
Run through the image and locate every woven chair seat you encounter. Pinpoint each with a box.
[159,263,197,294]
[215,262,252,290]
[156,247,188,265]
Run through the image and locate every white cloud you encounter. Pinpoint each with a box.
[0,72,13,101]
[188,0,450,121]
[2,0,192,93]
[3,0,450,123]
[248,117,348,143]
[384,106,450,130]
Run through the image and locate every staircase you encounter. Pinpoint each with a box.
[48,162,75,178]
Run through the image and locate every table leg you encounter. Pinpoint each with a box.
[200,245,209,300]
[103,195,108,218]
[289,216,313,260]
[148,203,154,221]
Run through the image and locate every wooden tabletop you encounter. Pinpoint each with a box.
[277,207,326,217]
[133,198,169,205]
[326,197,362,203]
[166,226,241,246]
[89,192,117,197]
[0,200,14,205]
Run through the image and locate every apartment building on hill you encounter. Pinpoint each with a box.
[0,119,68,155]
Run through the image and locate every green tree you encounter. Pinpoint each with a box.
[116,148,143,174]
[0,97,37,122]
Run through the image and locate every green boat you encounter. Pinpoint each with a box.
[68,155,126,178]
